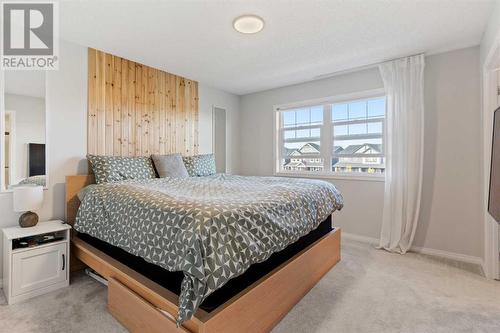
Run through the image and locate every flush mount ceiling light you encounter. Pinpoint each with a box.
[233,15,264,34]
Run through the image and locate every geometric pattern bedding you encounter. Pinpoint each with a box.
[17,175,46,187]
[182,154,216,176]
[87,154,156,184]
[74,174,343,325]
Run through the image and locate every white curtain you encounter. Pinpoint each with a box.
[378,54,425,254]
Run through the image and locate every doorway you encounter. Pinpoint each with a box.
[213,107,227,173]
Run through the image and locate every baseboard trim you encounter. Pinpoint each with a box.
[342,232,379,245]
[342,232,483,266]
[410,246,483,266]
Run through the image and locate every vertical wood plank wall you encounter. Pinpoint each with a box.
[87,48,199,156]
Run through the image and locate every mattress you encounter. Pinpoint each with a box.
[74,174,343,324]
[78,215,333,312]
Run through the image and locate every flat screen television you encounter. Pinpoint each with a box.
[28,143,45,177]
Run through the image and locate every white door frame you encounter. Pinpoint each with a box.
[482,39,500,280]
[212,106,227,173]
[5,110,16,186]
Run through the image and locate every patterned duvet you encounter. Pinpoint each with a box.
[74,174,343,325]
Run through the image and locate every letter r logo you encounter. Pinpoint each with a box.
[3,3,54,56]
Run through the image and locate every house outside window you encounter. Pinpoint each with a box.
[275,89,386,179]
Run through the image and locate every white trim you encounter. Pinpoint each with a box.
[43,73,49,190]
[283,136,321,144]
[333,117,384,126]
[0,69,5,191]
[212,105,228,173]
[342,232,484,267]
[211,105,216,153]
[273,89,387,179]
[4,110,16,186]
[274,171,385,182]
[283,124,322,131]
[342,232,379,245]
[273,108,281,174]
[410,245,484,267]
[334,133,383,141]
[332,153,384,158]
[322,104,332,171]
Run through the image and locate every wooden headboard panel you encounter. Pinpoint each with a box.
[67,50,199,225]
[87,48,199,157]
[65,175,95,226]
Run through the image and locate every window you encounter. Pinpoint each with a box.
[276,92,386,177]
[280,105,323,173]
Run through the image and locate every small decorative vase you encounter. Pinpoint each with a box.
[19,211,39,228]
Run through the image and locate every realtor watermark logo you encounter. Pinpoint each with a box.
[1,1,59,70]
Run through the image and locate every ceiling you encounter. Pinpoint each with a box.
[59,0,493,95]
[5,71,45,98]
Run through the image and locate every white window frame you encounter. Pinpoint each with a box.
[273,88,386,182]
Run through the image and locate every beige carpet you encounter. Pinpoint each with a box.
[1,240,499,333]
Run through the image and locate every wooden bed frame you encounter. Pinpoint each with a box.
[66,175,341,333]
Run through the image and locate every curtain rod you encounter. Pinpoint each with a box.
[313,52,425,81]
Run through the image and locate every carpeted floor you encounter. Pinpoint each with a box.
[1,240,499,333]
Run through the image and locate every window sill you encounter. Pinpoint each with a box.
[274,171,385,182]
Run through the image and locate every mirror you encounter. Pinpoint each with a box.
[1,71,47,191]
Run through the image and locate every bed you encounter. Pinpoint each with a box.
[66,173,343,333]
[17,175,46,187]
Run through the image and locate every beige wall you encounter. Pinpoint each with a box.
[479,2,500,278]
[414,47,482,257]
[239,67,384,176]
[239,46,483,259]
[240,67,386,240]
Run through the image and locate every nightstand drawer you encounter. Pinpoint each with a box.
[12,243,67,297]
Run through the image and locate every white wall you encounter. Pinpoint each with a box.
[0,40,240,281]
[4,94,46,183]
[198,85,240,174]
[239,47,483,259]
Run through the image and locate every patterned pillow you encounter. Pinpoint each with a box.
[87,155,157,184]
[151,154,189,178]
[182,154,216,177]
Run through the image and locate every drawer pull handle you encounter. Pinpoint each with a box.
[62,254,65,271]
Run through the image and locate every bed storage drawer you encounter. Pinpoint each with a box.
[108,277,187,333]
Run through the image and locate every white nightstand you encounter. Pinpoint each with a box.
[2,220,71,304]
